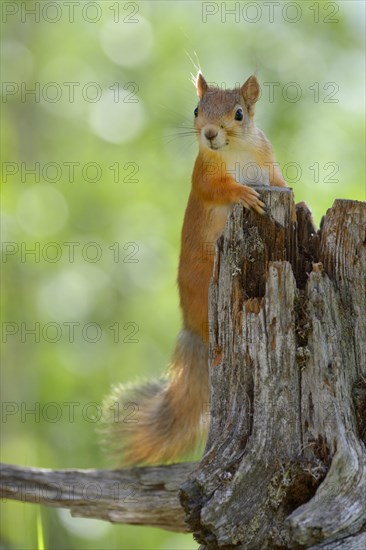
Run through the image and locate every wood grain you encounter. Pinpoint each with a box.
[2,189,365,549]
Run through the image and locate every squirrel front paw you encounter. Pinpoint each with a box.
[238,185,266,215]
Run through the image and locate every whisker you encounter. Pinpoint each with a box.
[162,132,198,139]
[182,138,197,154]
[163,135,197,147]
[162,128,199,137]
[158,103,196,126]
[158,102,191,114]
[161,131,199,145]
[227,130,257,144]
[171,126,198,132]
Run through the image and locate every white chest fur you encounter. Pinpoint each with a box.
[221,150,270,186]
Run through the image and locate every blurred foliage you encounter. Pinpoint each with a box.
[1,1,365,548]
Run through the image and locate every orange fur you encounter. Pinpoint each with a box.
[102,74,287,464]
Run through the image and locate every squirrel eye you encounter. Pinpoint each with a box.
[235,108,244,121]
[194,107,198,117]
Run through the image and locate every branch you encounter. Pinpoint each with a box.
[0,462,196,532]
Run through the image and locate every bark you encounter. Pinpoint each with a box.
[0,462,195,532]
[180,189,366,549]
[1,189,365,549]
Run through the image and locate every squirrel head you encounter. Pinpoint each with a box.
[194,72,260,153]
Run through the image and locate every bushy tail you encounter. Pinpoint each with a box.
[101,329,209,465]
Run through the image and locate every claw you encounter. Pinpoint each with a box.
[238,186,267,215]
[252,199,266,215]
[255,205,265,215]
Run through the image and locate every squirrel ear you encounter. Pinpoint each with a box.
[196,71,208,99]
[241,75,260,106]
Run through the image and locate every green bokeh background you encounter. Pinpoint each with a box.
[1,1,365,548]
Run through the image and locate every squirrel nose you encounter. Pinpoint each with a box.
[204,127,218,141]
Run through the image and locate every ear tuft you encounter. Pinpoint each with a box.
[241,75,260,107]
[196,71,208,99]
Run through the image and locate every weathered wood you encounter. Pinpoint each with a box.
[2,190,365,550]
[181,189,366,549]
[309,531,366,549]
[0,462,195,532]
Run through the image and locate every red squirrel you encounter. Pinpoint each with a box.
[102,73,286,464]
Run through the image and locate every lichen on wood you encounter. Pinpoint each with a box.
[181,189,366,549]
[1,190,365,550]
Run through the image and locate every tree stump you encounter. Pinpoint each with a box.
[1,189,365,549]
[180,188,366,550]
